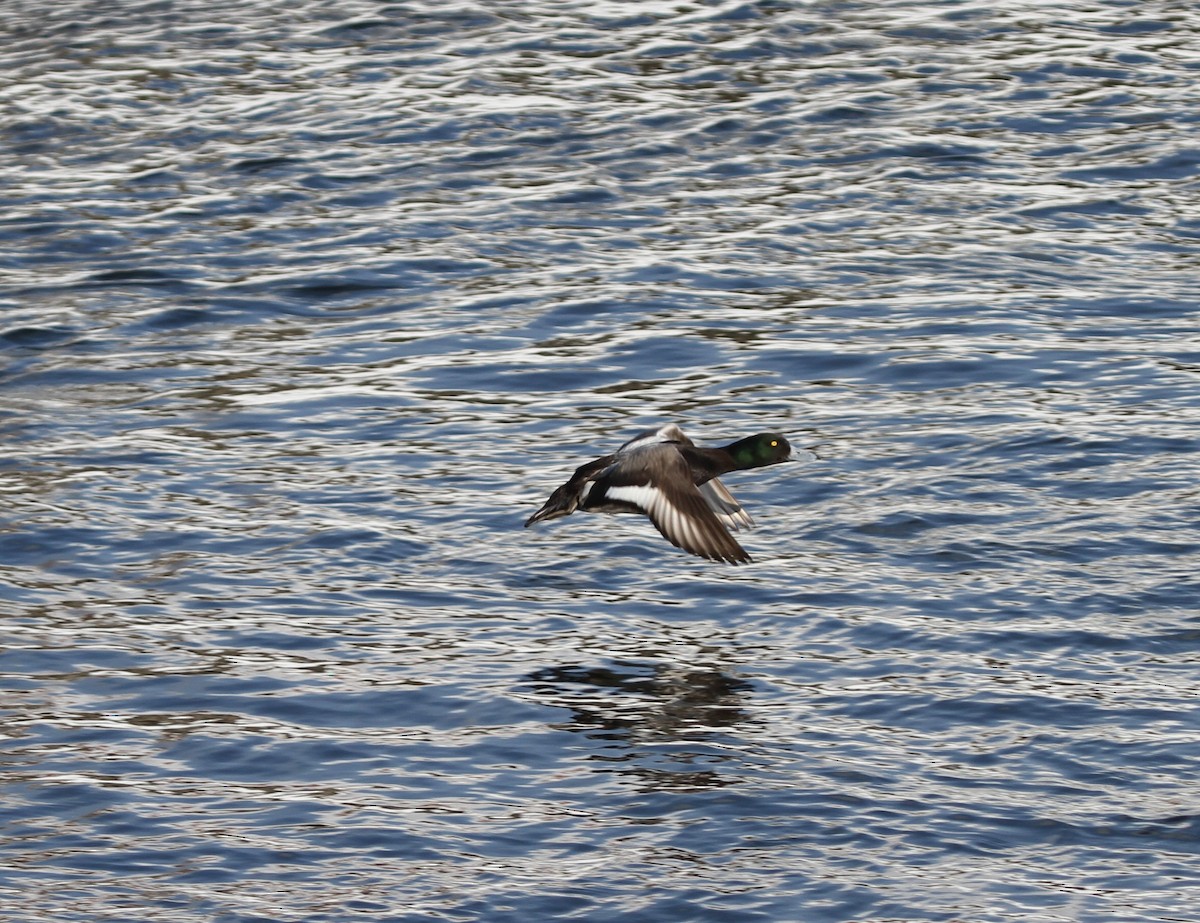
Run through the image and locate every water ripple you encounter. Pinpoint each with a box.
[2,1,1200,921]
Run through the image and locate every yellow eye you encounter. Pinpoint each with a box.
[770,440,778,447]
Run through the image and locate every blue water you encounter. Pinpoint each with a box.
[2,1,1199,920]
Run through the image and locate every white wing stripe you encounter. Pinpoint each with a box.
[604,483,660,513]
[606,478,746,562]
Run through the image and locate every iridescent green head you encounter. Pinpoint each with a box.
[727,433,793,469]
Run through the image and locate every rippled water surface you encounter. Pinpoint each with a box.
[3,1,1200,920]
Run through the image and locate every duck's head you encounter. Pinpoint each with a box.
[728,432,793,469]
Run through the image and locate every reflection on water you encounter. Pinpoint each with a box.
[2,0,1200,920]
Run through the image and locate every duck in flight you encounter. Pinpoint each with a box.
[524,423,793,564]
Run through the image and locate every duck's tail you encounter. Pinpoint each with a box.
[524,486,578,527]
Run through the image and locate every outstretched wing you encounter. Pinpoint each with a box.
[600,447,751,564]
[616,422,693,455]
[699,477,754,532]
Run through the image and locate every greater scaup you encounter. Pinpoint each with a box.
[525,423,792,564]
